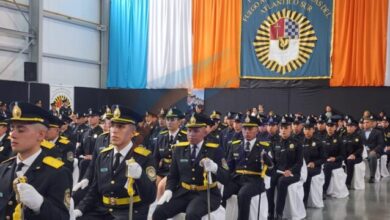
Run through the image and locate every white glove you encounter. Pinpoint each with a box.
[17,183,44,213]
[72,179,89,192]
[200,158,218,174]
[127,162,142,179]
[157,190,173,205]
[74,209,83,218]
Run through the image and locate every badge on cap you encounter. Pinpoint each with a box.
[160,108,165,115]
[190,115,196,124]
[245,115,250,123]
[113,106,121,119]
[106,106,111,114]
[167,109,173,115]
[89,109,93,115]
[281,117,286,123]
[12,102,22,119]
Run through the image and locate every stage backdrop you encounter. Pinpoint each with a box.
[108,0,390,88]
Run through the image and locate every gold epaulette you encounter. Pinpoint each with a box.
[259,141,270,147]
[159,130,168,135]
[100,145,114,153]
[180,130,187,135]
[1,156,16,164]
[59,138,70,145]
[134,146,151,157]
[174,142,189,147]
[205,143,219,148]
[232,140,241,145]
[60,136,69,140]
[43,156,64,169]
[41,140,55,149]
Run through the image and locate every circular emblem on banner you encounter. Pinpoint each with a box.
[54,95,72,109]
[253,9,317,75]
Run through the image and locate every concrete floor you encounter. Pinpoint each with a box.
[306,177,390,220]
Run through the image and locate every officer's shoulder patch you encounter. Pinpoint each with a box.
[59,138,70,145]
[43,156,64,169]
[100,145,114,153]
[205,143,219,148]
[174,142,189,147]
[259,141,270,147]
[232,140,241,145]
[159,130,168,135]
[1,156,16,164]
[134,146,151,157]
[41,140,55,149]
[180,130,188,135]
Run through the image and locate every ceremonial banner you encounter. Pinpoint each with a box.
[241,0,333,79]
[50,84,74,110]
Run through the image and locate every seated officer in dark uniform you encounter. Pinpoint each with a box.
[223,115,273,220]
[266,115,280,143]
[0,115,12,163]
[153,108,187,200]
[322,117,346,197]
[73,108,113,206]
[0,102,72,220]
[292,115,304,142]
[220,112,237,155]
[344,118,363,188]
[76,108,104,180]
[46,114,75,173]
[302,116,325,207]
[153,113,229,220]
[381,116,390,166]
[315,115,327,141]
[267,116,303,220]
[74,105,156,220]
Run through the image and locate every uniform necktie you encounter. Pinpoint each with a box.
[112,153,122,171]
[191,145,197,162]
[245,141,251,152]
[169,135,174,144]
[14,162,24,178]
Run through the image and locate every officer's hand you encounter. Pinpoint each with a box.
[127,162,142,179]
[72,179,89,192]
[74,209,83,218]
[200,158,218,174]
[84,155,92,160]
[347,154,356,160]
[307,162,315,168]
[157,190,172,205]
[284,170,293,177]
[327,157,336,162]
[17,183,44,213]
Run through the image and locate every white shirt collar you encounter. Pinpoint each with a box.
[0,133,6,142]
[169,129,180,138]
[17,148,42,167]
[113,141,133,158]
[50,136,59,144]
[245,138,257,151]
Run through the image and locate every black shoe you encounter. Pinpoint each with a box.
[323,193,327,200]
[369,177,375,183]
[346,184,352,190]
[275,214,283,220]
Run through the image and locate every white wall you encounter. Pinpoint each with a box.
[0,0,101,88]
